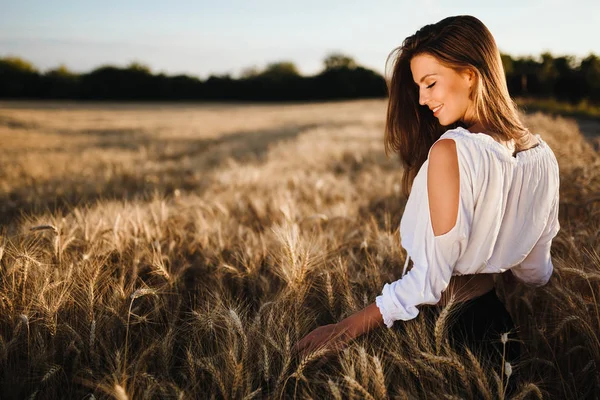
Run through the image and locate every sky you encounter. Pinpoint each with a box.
[1,0,599,80]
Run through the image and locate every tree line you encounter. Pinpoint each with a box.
[0,52,599,103]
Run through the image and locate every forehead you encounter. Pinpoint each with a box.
[410,54,444,81]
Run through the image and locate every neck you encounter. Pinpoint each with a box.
[462,107,485,133]
[466,121,487,133]
[465,121,514,148]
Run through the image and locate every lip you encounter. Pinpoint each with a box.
[432,104,443,116]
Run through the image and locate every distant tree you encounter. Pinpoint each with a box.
[46,64,76,78]
[500,53,514,75]
[511,56,540,95]
[127,61,152,75]
[539,52,559,96]
[315,64,386,99]
[259,61,300,79]
[552,55,579,102]
[79,64,159,99]
[323,52,357,71]
[580,54,600,102]
[239,66,261,79]
[43,64,79,98]
[0,56,38,73]
[0,56,41,97]
[1,51,598,103]
[204,74,236,99]
[163,74,203,99]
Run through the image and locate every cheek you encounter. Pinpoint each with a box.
[435,82,470,124]
[446,82,470,113]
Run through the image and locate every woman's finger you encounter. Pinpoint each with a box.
[293,333,319,355]
[293,324,344,357]
[295,327,322,350]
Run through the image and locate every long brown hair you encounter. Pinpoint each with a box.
[384,15,529,196]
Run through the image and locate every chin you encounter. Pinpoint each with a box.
[437,118,452,127]
[437,115,459,127]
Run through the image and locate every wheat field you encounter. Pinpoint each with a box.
[0,99,599,399]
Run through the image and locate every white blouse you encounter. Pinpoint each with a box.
[376,127,560,328]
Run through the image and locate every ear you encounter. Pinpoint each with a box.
[462,68,478,100]
[462,67,476,88]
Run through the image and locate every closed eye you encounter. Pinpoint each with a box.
[427,82,436,89]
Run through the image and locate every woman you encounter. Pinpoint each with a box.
[293,15,560,392]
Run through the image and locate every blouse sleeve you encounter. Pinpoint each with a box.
[511,187,560,287]
[375,135,474,328]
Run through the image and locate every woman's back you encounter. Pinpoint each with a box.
[399,126,560,290]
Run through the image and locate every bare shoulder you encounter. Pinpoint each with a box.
[427,139,460,236]
[429,138,459,169]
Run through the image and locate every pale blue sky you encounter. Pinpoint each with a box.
[1,0,598,79]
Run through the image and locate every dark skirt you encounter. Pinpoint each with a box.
[445,289,521,394]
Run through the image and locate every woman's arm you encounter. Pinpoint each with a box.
[294,138,463,355]
[339,302,385,338]
[293,303,385,356]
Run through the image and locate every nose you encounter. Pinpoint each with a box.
[418,88,427,106]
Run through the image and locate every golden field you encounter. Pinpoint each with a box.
[0,100,599,399]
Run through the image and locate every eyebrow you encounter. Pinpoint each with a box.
[416,73,437,84]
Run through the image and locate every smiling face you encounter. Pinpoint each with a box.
[410,53,476,127]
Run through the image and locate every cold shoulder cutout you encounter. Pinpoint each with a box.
[427,138,460,237]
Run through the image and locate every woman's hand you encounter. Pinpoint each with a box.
[293,303,386,358]
[293,323,353,358]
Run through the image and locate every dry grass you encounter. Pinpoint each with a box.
[0,99,599,399]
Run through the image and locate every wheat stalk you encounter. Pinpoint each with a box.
[124,287,157,381]
[420,351,469,390]
[262,344,270,382]
[327,379,343,400]
[325,271,335,312]
[434,294,456,355]
[510,382,543,400]
[343,375,376,400]
[30,225,58,234]
[464,347,492,400]
[231,360,244,399]
[550,315,579,338]
[194,356,228,398]
[371,355,388,399]
[389,352,420,378]
[414,358,448,385]
[228,308,248,357]
[357,346,369,384]
[292,346,331,382]
[243,388,261,400]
